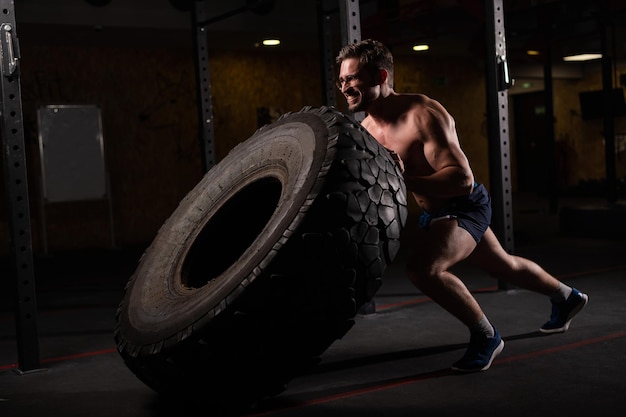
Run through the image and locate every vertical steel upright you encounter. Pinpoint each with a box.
[484,0,514,289]
[600,5,617,204]
[338,0,364,124]
[543,46,558,214]
[316,0,336,107]
[0,0,41,372]
[337,0,373,314]
[338,0,361,46]
[192,0,216,173]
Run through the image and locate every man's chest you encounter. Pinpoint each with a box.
[363,123,431,174]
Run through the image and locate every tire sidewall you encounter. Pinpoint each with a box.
[118,113,334,351]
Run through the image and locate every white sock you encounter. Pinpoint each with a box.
[470,314,495,338]
[550,282,573,303]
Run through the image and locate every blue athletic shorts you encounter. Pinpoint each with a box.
[418,183,492,243]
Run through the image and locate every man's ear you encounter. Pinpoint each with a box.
[377,69,389,86]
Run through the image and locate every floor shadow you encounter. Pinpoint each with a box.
[309,329,549,376]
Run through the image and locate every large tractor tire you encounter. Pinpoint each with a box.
[114,106,408,412]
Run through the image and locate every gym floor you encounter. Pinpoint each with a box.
[2,197,626,417]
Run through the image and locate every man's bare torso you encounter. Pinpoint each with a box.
[361,93,473,212]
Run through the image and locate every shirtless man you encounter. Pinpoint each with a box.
[336,39,588,372]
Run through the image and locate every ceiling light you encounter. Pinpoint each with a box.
[563,53,602,62]
[526,50,540,56]
[262,39,280,46]
[412,44,429,52]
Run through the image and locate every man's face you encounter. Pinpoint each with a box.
[337,58,378,113]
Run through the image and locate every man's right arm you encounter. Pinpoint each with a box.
[402,100,474,198]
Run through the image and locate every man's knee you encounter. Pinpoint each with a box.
[406,261,441,289]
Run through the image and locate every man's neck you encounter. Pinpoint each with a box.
[366,89,398,123]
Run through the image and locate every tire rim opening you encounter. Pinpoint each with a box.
[182,177,283,289]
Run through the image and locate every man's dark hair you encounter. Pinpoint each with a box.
[336,39,394,87]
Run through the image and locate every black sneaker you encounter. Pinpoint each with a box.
[451,330,504,372]
[540,288,589,334]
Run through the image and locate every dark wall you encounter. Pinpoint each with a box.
[1,26,623,255]
[0,35,324,254]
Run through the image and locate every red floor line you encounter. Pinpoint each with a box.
[40,348,118,364]
[556,264,626,280]
[0,347,117,371]
[246,330,626,417]
[496,330,626,364]
[247,369,452,417]
[377,285,498,311]
[376,263,626,312]
[376,296,431,311]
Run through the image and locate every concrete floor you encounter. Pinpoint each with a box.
[2,197,626,417]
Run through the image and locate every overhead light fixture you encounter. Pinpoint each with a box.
[563,53,602,62]
[412,44,429,52]
[262,39,281,47]
[526,50,540,56]
[84,0,112,6]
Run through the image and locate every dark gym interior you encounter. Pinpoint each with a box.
[2,1,626,416]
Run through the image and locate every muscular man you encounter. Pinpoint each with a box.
[336,39,588,372]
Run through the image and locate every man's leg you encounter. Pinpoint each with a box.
[406,218,481,325]
[468,227,588,333]
[406,219,504,372]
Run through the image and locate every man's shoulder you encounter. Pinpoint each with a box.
[395,94,441,114]
[403,94,451,121]
[397,92,429,102]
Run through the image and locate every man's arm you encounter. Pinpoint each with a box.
[403,99,474,198]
